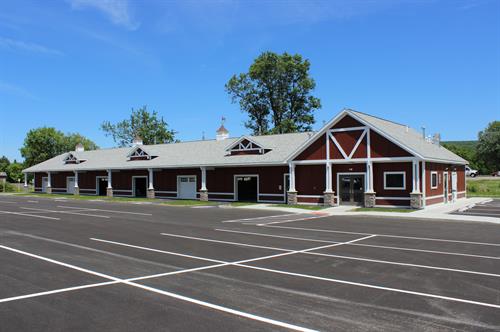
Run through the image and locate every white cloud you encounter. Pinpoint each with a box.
[0,81,37,100]
[69,0,139,30]
[0,37,63,56]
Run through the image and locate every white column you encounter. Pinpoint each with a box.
[74,171,79,188]
[325,163,333,192]
[200,167,207,191]
[289,163,296,192]
[24,173,28,187]
[365,162,374,192]
[416,161,420,192]
[422,161,426,207]
[47,172,52,188]
[148,168,154,190]
[107,169,112,189]
[412,160,420,193]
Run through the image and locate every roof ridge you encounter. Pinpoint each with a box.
[349,110,407,128]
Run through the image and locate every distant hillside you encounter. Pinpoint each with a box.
[442,140,478,148]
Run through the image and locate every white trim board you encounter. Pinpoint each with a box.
[383,171,406,190]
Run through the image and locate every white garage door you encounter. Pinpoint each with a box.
[67,177,75,194]
[178,176,197,199]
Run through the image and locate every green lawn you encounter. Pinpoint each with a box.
[467,179,500,197]
[14,193,218,206]
[351,207,414,213]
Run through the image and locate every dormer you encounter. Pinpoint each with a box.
[226,136,269,155]
[63,153,84,164]
[127,146,152,161]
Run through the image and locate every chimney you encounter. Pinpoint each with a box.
[75,143,84,152]
[132,136,143,146]
[216,116,229,141]
[421,126,426,140]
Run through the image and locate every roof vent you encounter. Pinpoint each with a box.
[216,116,229,141]
[432,133,441,146]
[75,143,84,152]
[421,126,426,140]
[132,136,143,146]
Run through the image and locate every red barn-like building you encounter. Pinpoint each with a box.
[23,110,467,209]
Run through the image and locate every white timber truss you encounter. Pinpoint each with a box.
[127,146,151,160]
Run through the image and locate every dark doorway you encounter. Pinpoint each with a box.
[339,174,365,205]
[236,176,258,202]
[98,178,108,196]
[134,177,147,197]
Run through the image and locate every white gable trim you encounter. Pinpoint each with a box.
[285,109,421,162]
[226,136,265,153]
[127,146,151,160]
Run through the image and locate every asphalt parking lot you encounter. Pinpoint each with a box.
[453,199,500,218]
[1,195,500,331]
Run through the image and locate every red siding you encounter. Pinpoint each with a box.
[295,134,326,160]
[331,115,363,129]
[296,165,325,195]
[370,131,412,158]
[373,162,413,197]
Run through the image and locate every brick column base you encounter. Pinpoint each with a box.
[147,189,155,199]
[106,188,113,198]
[199,190,208,201]
[323,191,335,207]
[364,192,376,208]
[287,191,298,205]
[74,187,80,196]
[46,187,52,194]
[410,192,423,209]
[23,185,29,193]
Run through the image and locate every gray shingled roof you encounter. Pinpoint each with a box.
[23,110,466,173]
[23,132,313,173]
[349,110,467,163]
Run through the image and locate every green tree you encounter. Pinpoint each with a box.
[0,156,10,172]
[20,127,98,167]
[226,51,321,135]
[101,106,176,147]
[6,161,23,183]
[476,121,500,173]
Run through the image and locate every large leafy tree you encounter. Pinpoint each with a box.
[0,156,10,172]
[226,51,321,135]
[6,161,23,182]
[101,106,176,147]
[21,127,98,167]
[476,121,500,172]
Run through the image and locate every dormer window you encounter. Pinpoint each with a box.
[127,146,152,161]
[64,153,82,164]
[226,137,269,155]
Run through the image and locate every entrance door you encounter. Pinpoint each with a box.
[339,174,365,205]
[443,173,449,203]
[134,177,147,197]
[178,176,197,199]
[42,177,48,193]
[97,178,108,196]
[67,177,75,194]
[236,176,258,202]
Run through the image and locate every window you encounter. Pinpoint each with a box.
[431,171,438,189]
[383,172,406,190]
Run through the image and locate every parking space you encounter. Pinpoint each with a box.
[453,199,500,218]
[1,195,500,331]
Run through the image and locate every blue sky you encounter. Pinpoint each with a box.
[1,0,499,161]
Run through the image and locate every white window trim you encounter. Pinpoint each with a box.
[430,171,438,189]
[383,171,406,190]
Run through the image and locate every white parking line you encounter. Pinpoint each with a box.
[0,201,16,204]
[20,207,110,219]
[57,206,153,216]
[262,225,500,247]
[259,215,326,226]
[0,244,315,332]
[216,229,500,260]
[0,210,60,220]
[215,229,336,243]
[221,213,299,223]
[161,232,500,278]
[91,236,500,310]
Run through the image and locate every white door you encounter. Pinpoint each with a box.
[451,172,458,202]
[178,176,197,199]
[67,177,75,194]
[42,177,48,193]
